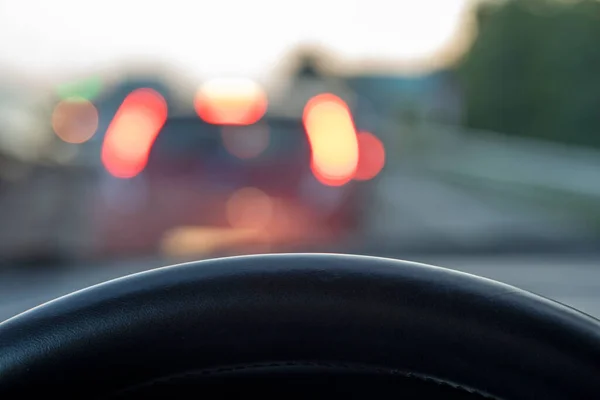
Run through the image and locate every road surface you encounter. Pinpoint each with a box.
[0,168,598,321]
[1,253,599,322]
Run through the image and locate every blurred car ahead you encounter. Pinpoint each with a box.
[90,114,364,259]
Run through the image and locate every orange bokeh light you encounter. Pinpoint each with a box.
[354,131,386,181]
[302,93,359,186]
[226,187,273,230]
[101,89,168,178]
[194,78,267,126]
[51,98,98,144]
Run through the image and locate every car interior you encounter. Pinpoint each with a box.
[1,1,600,399]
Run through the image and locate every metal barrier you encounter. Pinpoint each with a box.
[384,121,600,199]
[0,164,97,263]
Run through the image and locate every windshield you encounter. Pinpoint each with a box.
[0,0,599,321]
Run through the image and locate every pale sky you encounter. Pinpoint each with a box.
[0,0,470,81]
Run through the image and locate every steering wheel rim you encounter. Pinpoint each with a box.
[1,253,599,398]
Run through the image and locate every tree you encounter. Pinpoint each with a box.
[456,0,600,148]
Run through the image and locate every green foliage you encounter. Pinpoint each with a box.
[55,76,103,101]
[456,0,600,148]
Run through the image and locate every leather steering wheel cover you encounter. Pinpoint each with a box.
[0,253,599,399]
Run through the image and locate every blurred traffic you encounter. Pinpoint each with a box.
[0,66,383,262]
[1,0,600,319]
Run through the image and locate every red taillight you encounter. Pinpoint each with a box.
[101,88,168,178]
[302,93,359,187]
[355,131,385,181]
[194,79,267,126]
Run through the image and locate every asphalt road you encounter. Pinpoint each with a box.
[1,168,598,322]
[1,253,599,322]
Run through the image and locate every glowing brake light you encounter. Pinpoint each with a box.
[302,94,359,186]
[194,78,267,126]
[101,88,167,178]
[354,131,385,181]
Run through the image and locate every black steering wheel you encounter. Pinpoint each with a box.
[1,253,599,399]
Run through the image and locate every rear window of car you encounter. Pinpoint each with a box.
[149,117,308,162]
[151,118,221,156]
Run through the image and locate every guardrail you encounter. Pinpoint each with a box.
[0,164,98,263]
[385,121,600,200]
